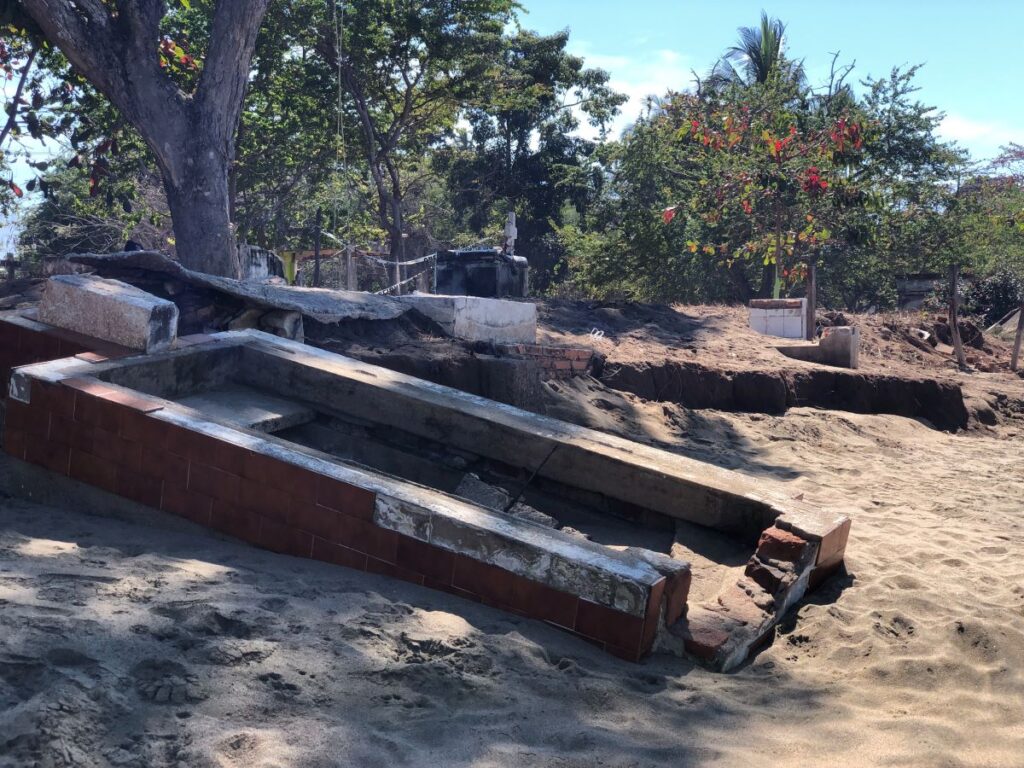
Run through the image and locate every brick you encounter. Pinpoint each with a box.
[422,578,480,603]
[509,578,578,629]
[239,480,291,523]
[6,401,50,439]
[210,501,262,544]
[679,608,732,662]
[255,519,313,558]
[90,429,142,472]
[310,536,367,570]
[32,381,75,417]
[73,393,122,433]
[69,450,118,493]
[663,568,691,627]
[48,415,95,452]
[396,535,455,584]
[164,423,199,458]
[161,484,212,525]
[188,462,241,504]
[641,578,666,656]
[120,410,169,445]
[242,452,317,504]
[116,468,163,508]
[452,556,516,607]
[755,525,813,563]
[140,447,188,489]
[365,557,425,585]
[332,516,397,562]
[25,438,71,475]
[288,502,344,540]
[575,599,646,656]
[2,427,27,459]
[190,433,246,476]
[315,475,375,520]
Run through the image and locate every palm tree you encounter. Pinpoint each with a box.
[711,13,804,86]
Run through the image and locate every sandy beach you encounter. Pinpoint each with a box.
[2,385,1021,766]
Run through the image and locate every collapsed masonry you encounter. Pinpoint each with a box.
[0,275,851,671]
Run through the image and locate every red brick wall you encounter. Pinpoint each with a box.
[498,343,595,380]
[2,361,669,662]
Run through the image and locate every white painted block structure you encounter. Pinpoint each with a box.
[396,294,537,344]
[38,274,179,353]
[748,298,807,339]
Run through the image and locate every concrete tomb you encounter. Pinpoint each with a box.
[1,317,850,671]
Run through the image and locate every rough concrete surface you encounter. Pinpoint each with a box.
[396,294,537,344]
[38,274,179,353]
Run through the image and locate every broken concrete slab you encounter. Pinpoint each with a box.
[68,250,408,325]
[395,294,537,344]
[176,385,315,433]
[38,274,178,353]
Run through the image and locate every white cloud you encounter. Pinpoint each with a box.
[938,113,1022,161]
[569,42,697,139]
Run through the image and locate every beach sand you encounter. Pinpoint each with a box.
[2,385,1021,767]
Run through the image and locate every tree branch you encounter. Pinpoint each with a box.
[0,44,38,150]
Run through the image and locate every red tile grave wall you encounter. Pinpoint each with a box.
[0,329,667,662]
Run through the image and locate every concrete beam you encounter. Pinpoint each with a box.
[38,275,178,353]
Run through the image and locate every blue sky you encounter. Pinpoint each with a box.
[517,0,1024,161]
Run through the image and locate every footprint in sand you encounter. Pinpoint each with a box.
[257,671,301,696]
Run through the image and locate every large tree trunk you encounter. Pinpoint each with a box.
[20,0,270,279]
[162,149,240,278]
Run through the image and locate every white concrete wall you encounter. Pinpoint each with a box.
[749,299,806,339]
[396,294,537,344]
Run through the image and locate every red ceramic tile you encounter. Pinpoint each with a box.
[25,438,71,475]
[188,462,241,504]
[452,556,517,607]
[5,401,49,439]
[332,516,398,562]
[73,393,122,433]
[509,578,579,630]
[396,536,455,584]
[310,537,368,571]
[74,352,108,364]
[119,410,170,445]
[210,501,262,544]
[365,557,425,586]
[32,381,75,417]
[288,503,343,541]
[69,449,118,493]
[189,433,246,476]
[316,476,375,520]
[161,484,213,525]
[2,427,27,459]
[116,468,163,509]
[47,415,94,452]
[239,480,291,523]
[422,578,481,603]
[140,447,188,489]
[575,599,646,658]
[241,452,317,504]
[641,578,666,657]
[89,429,142,472]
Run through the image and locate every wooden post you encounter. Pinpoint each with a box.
[312,207,323,288]
[1011,303,1024,372]
[805,264,817,341]
[948,263,967,368]
[345,245,356,291]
